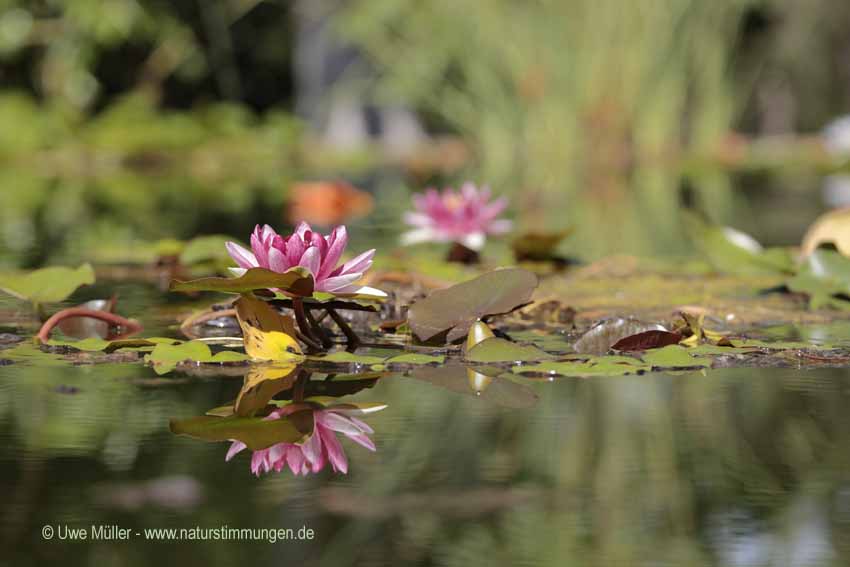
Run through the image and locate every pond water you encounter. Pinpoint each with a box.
[3,285,850,567]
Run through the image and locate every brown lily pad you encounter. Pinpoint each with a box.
[408,268,538,343]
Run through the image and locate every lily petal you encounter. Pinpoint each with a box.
[225,242,258,269]
[225,440,247,461]
[339,249,375,275]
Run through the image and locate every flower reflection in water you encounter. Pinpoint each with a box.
[226,404,378,476]
[171,365,387,478]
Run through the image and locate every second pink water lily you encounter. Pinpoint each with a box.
[226,222,384,296]
[402,182,512,250]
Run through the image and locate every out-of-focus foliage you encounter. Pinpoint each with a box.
[0,92,303,267]
[3,1,850,266]
[339,0,759,257]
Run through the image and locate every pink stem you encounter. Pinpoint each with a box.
[37,308,143,343]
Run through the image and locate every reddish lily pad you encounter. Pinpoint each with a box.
[611,330,683,352]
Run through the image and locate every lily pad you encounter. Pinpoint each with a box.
[0,263,95,304]
[310,351,388,365]
[514,356,649,377]
[688,343,758,356]
[408,268,538,343]
[384,353,446,365]
[641,345,711,369]
[145,340,250,375]
[465,337,554,363]
[170,267,314,296]
[298,398,389,414]
[170,411,313,450]
[307,289,388,303]
[45,337,180,353]
[0,342,72,367]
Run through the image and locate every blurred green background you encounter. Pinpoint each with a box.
[2,0,850,266]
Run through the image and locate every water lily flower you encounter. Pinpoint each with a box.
[225,406,378,476]
[226,222,384,296]
[401,182,512,250]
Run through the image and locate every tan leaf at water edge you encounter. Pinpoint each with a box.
[234,294,304,361]
[802,208,850,257]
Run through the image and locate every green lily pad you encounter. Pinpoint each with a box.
[145,340,250,374]
[465,337,554,363]
[688,344,758,356]
[730,338,832,351]
[0,263,95,304]
[307,290,387,303]
[309,351,388,365]
[170,411,313,450]
[513,356,649,377]
[45,337,181,353]
[46,337,113,351]
[641,345,711,368]
[408,268,538,343]
[0,343,72,367]
[384,353,446,365]
[786,245,850,309]
[170,266,314,296]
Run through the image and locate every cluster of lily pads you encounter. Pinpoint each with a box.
[6,194,850,477]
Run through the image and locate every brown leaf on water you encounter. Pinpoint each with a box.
[407,268,538,344]
[611,330,683,352]
[573,318,667,355]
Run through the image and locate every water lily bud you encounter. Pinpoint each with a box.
[466,319,495,351]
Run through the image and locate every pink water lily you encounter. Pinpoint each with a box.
[226,222,384,296]
[225,406,378,476]
[402,182,512,250]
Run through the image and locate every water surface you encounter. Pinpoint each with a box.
[2,288,850,567]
